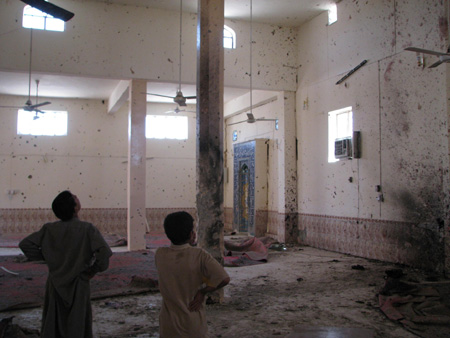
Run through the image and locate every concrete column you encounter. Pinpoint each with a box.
[196,0,225,261]
[445,63,450,276]
[277,91,298,244]
[127,79,147,251]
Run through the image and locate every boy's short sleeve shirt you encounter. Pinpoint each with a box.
[155,244,229,338]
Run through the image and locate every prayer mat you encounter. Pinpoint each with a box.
[286,326,374,338]
[0,232,171,250]
[379,276,450,337]
[223,236,276,267]
[0,250,159,312]
[0,234,24,248]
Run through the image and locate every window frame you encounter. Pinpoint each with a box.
[145,115,188,140]
[22,4,65,32]
[328,3,338,26]
[328,106,353,163]
[223,25,236,49]
[17,109,68,136]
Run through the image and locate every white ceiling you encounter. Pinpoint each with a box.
[89,0,337,27]
[0,0,336,105]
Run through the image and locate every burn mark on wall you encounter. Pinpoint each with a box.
[397,189,444,270]
[384,60,395,81]
[398,189,444,227]
[438,16,448,41]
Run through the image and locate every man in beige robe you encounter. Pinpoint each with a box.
[19,190,112,338]
[156,211,230,338]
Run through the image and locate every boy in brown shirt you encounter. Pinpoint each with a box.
[155,211,230,337]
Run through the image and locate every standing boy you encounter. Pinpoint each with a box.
[155,211,230,337]
[19,190,112,338]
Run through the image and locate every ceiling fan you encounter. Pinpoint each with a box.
[228,112,277,126]
[227,0,277,127]
[145,0,196,107]
[20,0,74,22]
[404,46,450,68]
[165,106,196,114]
[0,30,51,113]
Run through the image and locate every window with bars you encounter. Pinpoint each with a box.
[23,4,65,32]
[328,106,353,162]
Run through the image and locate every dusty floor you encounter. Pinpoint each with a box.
[1,243,444,338]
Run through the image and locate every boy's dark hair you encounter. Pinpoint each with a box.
[163,211,194,245]
[52,190,76,221]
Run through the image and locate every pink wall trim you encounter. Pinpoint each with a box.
[224,208,442,270]
[0,208,196,236]
[3,207,441,270]
[298,213,443,271]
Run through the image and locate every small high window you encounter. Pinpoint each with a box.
[146,115,188,140]
[328,106,352,162]
[23,5,65,31]
[328,3,337,25]
[224,25,236,49]
[17,110,68,136]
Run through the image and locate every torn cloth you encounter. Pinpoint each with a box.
[379,279,450,337]
[224,237,274,266]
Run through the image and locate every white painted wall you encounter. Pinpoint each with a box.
[0,0,298,216]
[296,0,449,225]
[145,103,196,208]
[0,95,196,209]
[0,0,297,91]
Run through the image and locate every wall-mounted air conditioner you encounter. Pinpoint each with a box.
[335,137,352,159]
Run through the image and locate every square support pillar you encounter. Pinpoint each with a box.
[445,63,450,276]
[196,0,225,262]
[276,91,298,244]
[127,79,147,251]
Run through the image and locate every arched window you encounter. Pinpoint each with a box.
[328,3,338,25]
[223,25,236,49]
[23,5,65,32]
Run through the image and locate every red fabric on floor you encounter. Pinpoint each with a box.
[0,233,170,312]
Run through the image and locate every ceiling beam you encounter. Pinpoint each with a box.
[108,80,130,114]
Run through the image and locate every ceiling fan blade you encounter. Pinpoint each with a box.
[165,107,181,114]
[20,0,75,22]
[404,47,446,56]
[429,60,444,68]
[30,101,51,109]
[184,96,197,100]
[228,120,247,126]
[256,118,278,122]
[24,101,51,111]
[166,108,196,114]
[144,93,175,99]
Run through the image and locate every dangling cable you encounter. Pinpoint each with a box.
[448,0,450,52]
[249,0,253,115]
[35,79,40,105]
[27,29,33,105]
[178,0,183,92]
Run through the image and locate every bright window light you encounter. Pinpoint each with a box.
[23,5,65,32]
[224,25,236,49]
[146,115,188,140]
[328,3,337,25]
[328,106,352,163]
[17,110,68,136]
